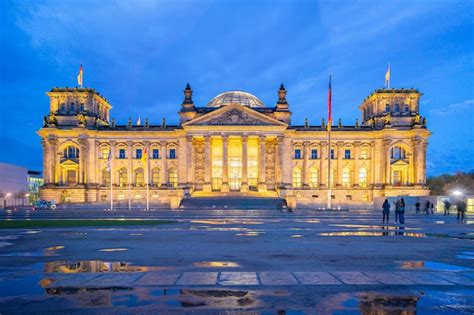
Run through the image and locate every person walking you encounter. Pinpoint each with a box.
[394,199,401,223]
[443,200,451,215]
[415,201,421,214]
[430,202,435,214]
[424,200,430,215]
[457,200,466,223]
[399,198,406,224]
[382,199,390,224]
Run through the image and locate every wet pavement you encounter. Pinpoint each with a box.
[0,209,473,313]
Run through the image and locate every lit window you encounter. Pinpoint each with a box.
[344,149,351,159]
[169,148,176,159]
[152,149,159,159]
[102,169,110,185]
[119,149,126,159]
[391,146,406,159]
[294,149,301,159]
[311,149,318,159]
[168,167,178,187]
[135,168,144,186]
[136,149,142,159]
[342,168,351,188]
[151,168,161,186]
[309,168,318,188]
[101,148,109,159]
[360,149,368,159]
[292,167,302,188]
[359,168,367,187]
[118,168,127,187]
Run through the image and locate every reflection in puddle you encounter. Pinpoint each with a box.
[291,235,303,238]
[320,231,425,237]
[399,260,471,271]
[23,230,41,234]
[129,233,143,236]
[99,248,128,252]
[45,261,165,273]
[359,294,418,314]
[191,219,263,225]
[456,251,474,260]
[235,231,263,237]
[46,245,65,251]
[193,261,240,268]
[296,219,320,223]
[0,242,13,248]
[0,235,19,240]
[330,224,420,230]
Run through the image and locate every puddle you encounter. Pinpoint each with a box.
[235,231,264,237]
[296,219,320,223]
[44,261,166,273]
[456,251,474,260]
[398,260,471,271]
[359,293,418,314]
[0,242,13,248]
[191,220,263,225]
[99,248,129,252]
[330,224,420,231]
[320,231,425,237]
[23,230,41,234]
[0,235,19,240]
[0,249,43,257]
[193,261,240,268]
[291,235,303,238]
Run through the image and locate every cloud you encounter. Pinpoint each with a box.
[430,99,474,116]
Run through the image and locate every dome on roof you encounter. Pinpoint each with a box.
[206,91,265,108]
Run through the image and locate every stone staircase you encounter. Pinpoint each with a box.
[180,196,287,210]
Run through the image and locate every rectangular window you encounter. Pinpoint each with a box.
[330,149,335,159]
[311,149,318,159]
[344,149,351,159]
[169,148,176,159]
[360,149,368,159]
[136,149,142,159]
[152,149,159,159]
[119,149,126,159]
[294,149,301,159]
[101,148,109,159]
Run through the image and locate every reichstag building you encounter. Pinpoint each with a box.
[39,83,430,208]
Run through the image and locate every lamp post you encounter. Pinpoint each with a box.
[5,193,11,208]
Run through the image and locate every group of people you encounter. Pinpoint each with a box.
[382,198,468,224]
[382,198,406,224]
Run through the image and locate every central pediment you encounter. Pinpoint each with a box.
[183,104,287,127]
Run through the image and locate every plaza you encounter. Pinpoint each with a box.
[0,208,472,313]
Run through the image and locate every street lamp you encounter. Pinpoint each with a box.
[452,190,463,197]
[5,193,12,208]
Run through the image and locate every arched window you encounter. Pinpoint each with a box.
[151,167,161,187]
[118,168,127,187]
[63,146,79,158]
[292,167,302,188]
[102,168,110,186]
[391,146,406,159]
[309,167,318,188]
[404,104,409,112]
[80,103,85,112]
[385,104,390,112]
[168,167,178,187]
[70,103,75,113]
[135,168,144,186]
[101,147,110,159]
[359,168,367,187]
[342,168,351,188]
[394,104,399,112]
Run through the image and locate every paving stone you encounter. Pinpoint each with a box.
[45,273,102,288]
[83,273,144,287]
[363,272,416,285]
[177,272,218,285]
[395,272,454,285]
[219,272,259,285]
[431,272,474,286]
[259,272,299,285]
[332,272,380,285]
[134,272,180,286]
[293,272,342,285]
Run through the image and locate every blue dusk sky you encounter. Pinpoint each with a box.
[0,0,473,176]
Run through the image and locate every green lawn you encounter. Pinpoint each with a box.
[0,219,176,229]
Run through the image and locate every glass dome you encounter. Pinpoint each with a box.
[206,91,265,108]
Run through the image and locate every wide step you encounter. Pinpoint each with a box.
[180,197,286,210]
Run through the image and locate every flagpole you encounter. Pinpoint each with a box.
[110,166,113,211]
[146,148,149,211]
[327,74,332,210]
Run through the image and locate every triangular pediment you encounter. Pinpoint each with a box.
[60,159,79,166]
[183,104,287,126]
[391,159,409,166]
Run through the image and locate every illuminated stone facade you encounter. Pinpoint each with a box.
[38,84,430,208]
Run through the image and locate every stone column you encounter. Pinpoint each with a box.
[109,141,116,186]
[353,141,361,187]
[372,139,382,188]
[87,138,96,185]
[203,136,212,192]
[303,141,310,188]
[383,139,392,185]
[160,141,168,188]
[221,135,230,192]
[41,140,51,184]
[127,141,133,187]
[186,136,194,186]
[78,138,88,185]
[177,137,186,187]
[336,142,344,187]
[241,135,249,192]
[419,141,427,185]
[320,142,328,188]
[258,135,267,192]
[281,137,292,188]
[275,136,283,185]
[143,141,150,188]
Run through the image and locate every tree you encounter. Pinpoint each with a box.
[427,171,474,196]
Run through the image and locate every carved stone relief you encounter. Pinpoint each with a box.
[193,139,205,184]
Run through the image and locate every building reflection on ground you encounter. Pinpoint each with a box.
[44,261,163,273]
